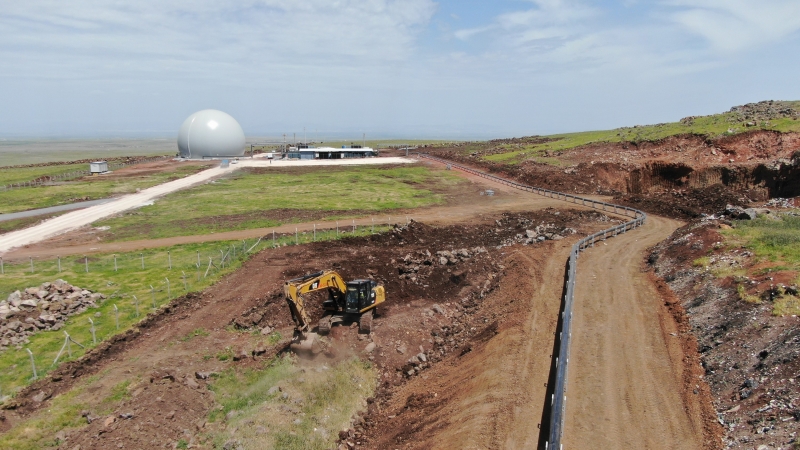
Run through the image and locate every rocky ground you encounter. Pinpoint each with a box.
[0,280,105,351]
[650,208,800,449]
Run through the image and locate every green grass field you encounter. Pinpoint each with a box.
[93,165,463,241]
[0,163,90,186]
[0,164,207,215]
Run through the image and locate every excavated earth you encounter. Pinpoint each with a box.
[428,130,800,219]
[1,208,626,449]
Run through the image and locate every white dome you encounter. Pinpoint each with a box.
[177,109,245,158]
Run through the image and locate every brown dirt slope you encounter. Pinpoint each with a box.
[357,241,570,449]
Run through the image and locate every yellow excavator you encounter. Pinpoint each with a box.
[284,270,385,352]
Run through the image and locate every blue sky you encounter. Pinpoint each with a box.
[1,0,799,139]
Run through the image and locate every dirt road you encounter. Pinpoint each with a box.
[563,215,708,449]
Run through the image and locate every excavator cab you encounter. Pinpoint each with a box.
[345,280,378,314]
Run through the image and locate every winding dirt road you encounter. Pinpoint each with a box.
[563,215,710,449]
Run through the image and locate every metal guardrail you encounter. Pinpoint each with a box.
[418,154,646,449]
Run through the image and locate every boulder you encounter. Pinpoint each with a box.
[39,314,57,324]
[20,299,38,309]
[8,291,22,307]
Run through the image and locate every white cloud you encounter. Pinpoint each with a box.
[0,0,438,80]
[664,0,800,52]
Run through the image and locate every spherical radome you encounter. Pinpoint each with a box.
[177,110,245,158]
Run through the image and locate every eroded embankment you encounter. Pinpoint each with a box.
[428,130,800,219]
[650,219,800,449]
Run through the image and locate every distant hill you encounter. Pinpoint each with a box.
[465,100,800,165]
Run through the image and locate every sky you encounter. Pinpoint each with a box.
[1,0,799,139]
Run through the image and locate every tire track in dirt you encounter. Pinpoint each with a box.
[563,215,710,449]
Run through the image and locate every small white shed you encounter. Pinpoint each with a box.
[89,161,108,174]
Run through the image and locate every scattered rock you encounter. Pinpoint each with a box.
[184,376,199,389]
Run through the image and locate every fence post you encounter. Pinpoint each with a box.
[88,318,97,344]
[165,278,170,299]
[57,256,61,273]
[84,255,88,273]
[353,219,356,232]
[141,253,145,269]
[168,251,172,270]
[133,295,140,317]
[114,304,119,329]
[26,348,37,380]
[295,228,298,245]
[336,221,339,236]
[197,251,200,268]
[182,271,188,291]
[114,254,118,272]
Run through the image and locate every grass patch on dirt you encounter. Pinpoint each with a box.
[0,388,87,450]
[0,227,382,395]
[0,216,56,234]
[94,165,461,241]
[206,354,377,450]
[725,215,800,265]
[0,164,207,214]
[774,293,800,316]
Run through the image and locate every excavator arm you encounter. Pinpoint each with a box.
[284,270,348,334]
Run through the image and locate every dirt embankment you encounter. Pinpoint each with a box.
[428,130,800,219]
[650,219,800,449]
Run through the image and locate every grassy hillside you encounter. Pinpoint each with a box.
[473,100,800,165]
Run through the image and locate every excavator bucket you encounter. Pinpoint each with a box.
[289,332,323,357]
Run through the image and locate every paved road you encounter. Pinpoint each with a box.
[0,199,113,222]
[0,157,411,255]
